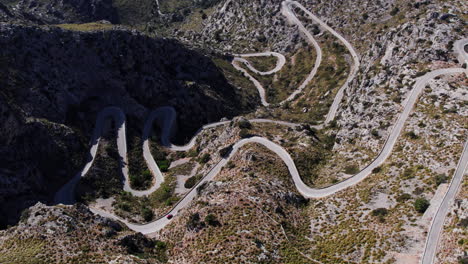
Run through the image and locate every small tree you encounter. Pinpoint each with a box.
[141,207,154,222]
[199,153,211,164]
[219,145,233,158]
[371,208,389,223]
[157,160,170,172]
[184,175,201,189]
[239,129,251,139]
[238,119,252,129]
[434,174,447,186]
[205,214,220,226]
[414,197,430,213]
[396,193,411,203]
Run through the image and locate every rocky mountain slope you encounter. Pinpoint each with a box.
[0,0,466,263]
[0,0,118,24]
[0,23,252,228]
[0,202,167,263]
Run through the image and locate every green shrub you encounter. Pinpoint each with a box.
[405,131,419,140]
[186,213,204,231]
[238,119,252,129]
[155,240,166,250]
[402,168,415,179]
[118,202,131,211]
[130,169,153,190]
[434,174,447,186]
[414,198,430,213]
[198,153,211,164]
[141,207,154,222]
[226,161,235,169]
[187,149,198,157]
[205,214,220,226]
[151,183,173,203]
[344,165,360,174]
[371,208,389,217]
[239,128,251,138]
[372,166,382,174]
[184,174,202,189]
[157,160,170,172]
[196,182,208,194]
[371,208,388,222]
[219,145,233,158]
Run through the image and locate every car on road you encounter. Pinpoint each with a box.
[166,214,173,219]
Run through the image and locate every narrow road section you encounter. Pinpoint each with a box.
[421,141,468,264]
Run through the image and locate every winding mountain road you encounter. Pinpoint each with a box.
[233,52,286,75]
[231,1,324,107]
[59,66,466,235]
[231,52,286,106]
[282,0,360,123]
[54,3,467,260]
[54,107,300,203]
[233,0,359,122]
[421,141,468,264]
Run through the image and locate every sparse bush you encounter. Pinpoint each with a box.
[186,213,204,231]
[434,174,447,186]
[205,214,220,226]
[402,168,415,179]
[459,218,468,228]
[344,165,360,174]
[155,240,166,250]
[406,131,419,140]
[397,193,411,202]
[371,208,388,222]
[184,174,202,189]
[226,161,235,169]
[141,207,154,222]
[157,160,170,172]
[414,197,430,213]
[372,208,388,217]
[372,166,382,174]
[219,145,233,158]
[238,119,252,129]
[239,128,252,138]
[198,153,211,164]
[130,169,153,190]
[196,182,208,194]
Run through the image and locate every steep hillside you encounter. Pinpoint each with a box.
[0,24,253,228]
[0,202,167,263]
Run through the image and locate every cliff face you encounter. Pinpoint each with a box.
[0,24,248,228]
